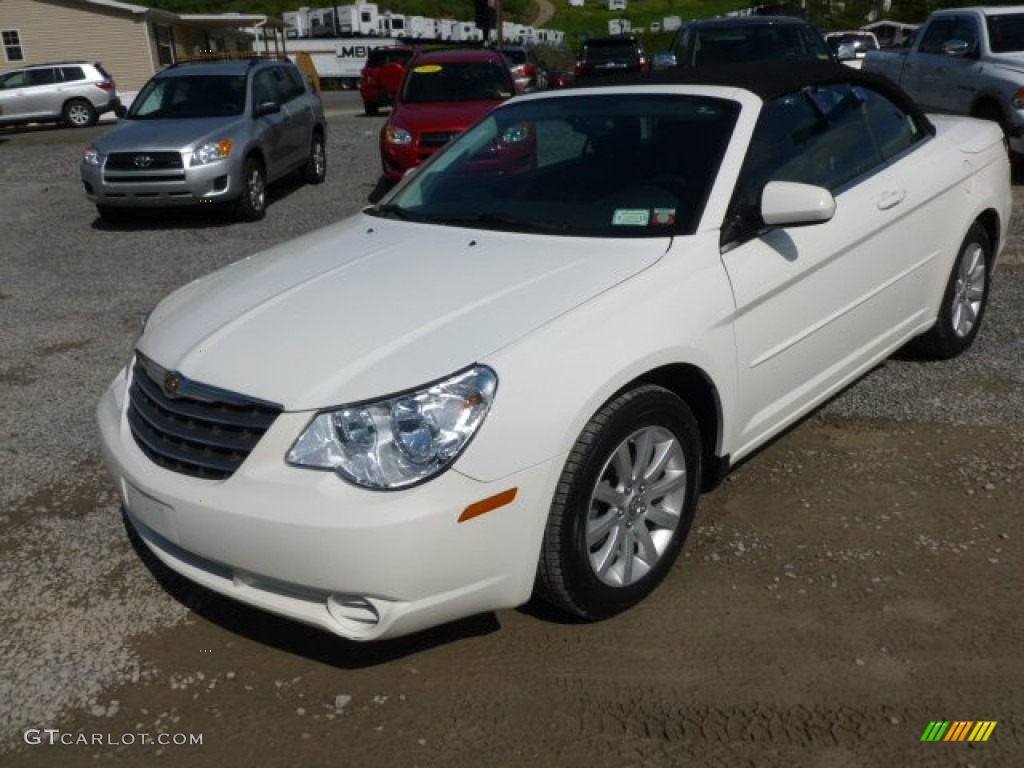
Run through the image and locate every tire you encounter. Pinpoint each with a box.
[303,132,326,185]
[364,101,379,116]
[537,385,702,620]
[62,99,97,128]
[234,157,267,222]
[915,221,992,359]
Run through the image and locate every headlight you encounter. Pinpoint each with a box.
[83,146,102,166]
[191,139,232,166]
[384,125,413,145]
[1013,89,1024,110]
[287,365,497,490]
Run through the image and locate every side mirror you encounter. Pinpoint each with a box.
[256,100,281,117]
[943,39,973,57]
[761,181,835,227]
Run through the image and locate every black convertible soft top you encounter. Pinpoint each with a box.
[572,60,934,135]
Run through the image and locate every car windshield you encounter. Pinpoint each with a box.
[401,61,512,103]
[128,75,247,119]
[987,13,1024,53]
[371,94,739,237]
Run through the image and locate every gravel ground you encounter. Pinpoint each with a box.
[1,91,1022,763]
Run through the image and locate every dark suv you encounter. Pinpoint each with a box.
[360,46,416,116]
[670,16,835,69]
[575,35,650,79]
[0,60,121,128]
[80,56,326,222]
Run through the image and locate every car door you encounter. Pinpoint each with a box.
[277,66,315,169]
[903,16,980,114]
[719,83,931,456]
[0,68,53,121]
[251,67,295,177]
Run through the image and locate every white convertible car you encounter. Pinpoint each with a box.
[98,62,1011,642]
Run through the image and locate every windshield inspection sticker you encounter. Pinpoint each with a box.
[652,208,677,226]
[612,209,650,227]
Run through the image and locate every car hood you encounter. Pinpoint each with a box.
[95,117,243,151]
[986,53,1024,74]
[139,214,668,410]
[391,100,505,133]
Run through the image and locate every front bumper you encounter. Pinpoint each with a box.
[81,156,241,208]
[97,366,560,641]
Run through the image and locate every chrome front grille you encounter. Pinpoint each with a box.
[127,354,282,480]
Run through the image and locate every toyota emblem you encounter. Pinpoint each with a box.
[134,154,154,168]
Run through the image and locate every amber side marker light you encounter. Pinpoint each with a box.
[459,488,518,522]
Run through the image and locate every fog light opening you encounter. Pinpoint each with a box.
[327,594,381,634]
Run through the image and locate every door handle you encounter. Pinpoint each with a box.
[877,189,906,210]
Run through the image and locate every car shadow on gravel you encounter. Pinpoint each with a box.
[88,176,312,231]
[121,510,501,667]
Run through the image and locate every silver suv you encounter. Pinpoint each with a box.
[0,61,121,129]
[80,56,327,223]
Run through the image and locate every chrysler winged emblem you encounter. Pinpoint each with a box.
[163,372,181,397]
[134,154,154,168]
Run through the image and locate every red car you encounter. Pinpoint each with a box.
[359,45,416,116]
[379,48,515,180]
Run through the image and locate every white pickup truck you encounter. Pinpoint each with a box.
[862,6,1024,153]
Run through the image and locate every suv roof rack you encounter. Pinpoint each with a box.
[169,52,291,68]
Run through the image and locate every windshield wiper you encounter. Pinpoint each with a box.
[429,212,566,234]
[372,203,419,221]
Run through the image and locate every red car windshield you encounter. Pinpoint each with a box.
[402,61,513,103]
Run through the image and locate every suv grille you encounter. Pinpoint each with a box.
[106,152,184,171]
[127,355,282,480]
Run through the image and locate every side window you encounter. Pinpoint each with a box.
[859,86,926,161]
[917,19,956,54]
[952,17,979,48]
[26,67,56,86]
[281,66,307,100]
[252,70,278,106]
[60,66,86,82]
[724,84,885,245]
[0,70,28,88]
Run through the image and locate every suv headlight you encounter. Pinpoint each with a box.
[191,139,232,167]
[83,146,103,166]
[287,365,497,490]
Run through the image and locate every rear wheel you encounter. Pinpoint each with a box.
[234,158,267,222]
[62,99,97,128]
[537,385,701,620]
[915,221,991,359]
[303,132,326,185]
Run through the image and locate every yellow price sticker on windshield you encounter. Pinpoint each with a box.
[413,64,443,74]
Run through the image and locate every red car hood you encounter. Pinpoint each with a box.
[392,100,504,134]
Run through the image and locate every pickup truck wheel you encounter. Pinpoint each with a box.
[363,100,379,116]
[235,158,267,222]
[915,221,991,359]
[62,99,97,128]
[536,385,701,620]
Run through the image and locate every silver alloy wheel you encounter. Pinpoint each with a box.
[951,241,987,338]
[586,425,688,587]
[67,103,92,127]
[312,140,326,179]
[247,166,266,212]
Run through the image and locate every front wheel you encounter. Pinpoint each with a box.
[536,385,702,620]
[914,221,991,359]
[234,157,267,222]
